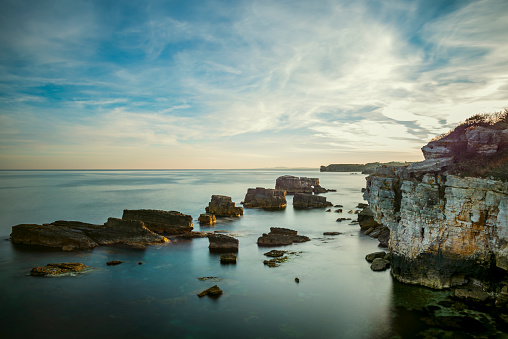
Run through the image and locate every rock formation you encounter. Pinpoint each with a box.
[205,195,244,217]
[220,253,237,264]
[207,233,239,252]
[357,206,389,247]
[293,193,333,209]
[122,209,193,234]
[363,119,508,291]
[197,285,223,298]
[242,187,287,209]
[198,213,216,225]
[275,175,329,194]
[257,227,310,246]
[30,263,88,276]
[10,218,168,251]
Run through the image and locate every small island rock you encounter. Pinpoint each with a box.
[293,193,333,209]
[205,195,244,217]
[198,213,216,225]
[275,175,329,194]
[243,187,287,209]
[122,209,193,234]
[257,227,310,246]
[30,263,88,276]
[207,233,239,252]
[198,285,223,298]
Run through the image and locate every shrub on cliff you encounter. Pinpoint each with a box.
[431,109,508,181]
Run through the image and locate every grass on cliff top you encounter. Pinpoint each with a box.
[431,109,508,181]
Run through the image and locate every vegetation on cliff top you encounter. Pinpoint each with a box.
[433,109,508,181]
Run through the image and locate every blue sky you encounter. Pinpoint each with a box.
[0,0,507,169]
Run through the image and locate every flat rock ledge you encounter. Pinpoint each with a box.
[11,218,169,251]
[257,227,310,246]
[205,195,244,217]
[30,263,88,277]
[220,253,237,264]
[242,187,287,209]
[293,193,333,209]
[207,233,239,252]
[122,209,193,234]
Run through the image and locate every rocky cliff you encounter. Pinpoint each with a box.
[364,118,508,292]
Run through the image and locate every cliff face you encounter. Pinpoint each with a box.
[364,123,508,289]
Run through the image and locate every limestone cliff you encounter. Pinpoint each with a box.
[364,117,508,290]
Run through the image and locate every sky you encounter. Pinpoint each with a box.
[0,0,507,169]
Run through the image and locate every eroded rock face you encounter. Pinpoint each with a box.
[293,193,332,209]
[205,195,244,217]
[243,187,287,209]
[257,227,310,246]
[122,209,193,234]
[364,166,508,289]
[275,175,328,194]
[207,234,239,252]
[10,218,168,251]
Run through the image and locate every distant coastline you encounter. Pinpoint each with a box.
[320,161,415,174]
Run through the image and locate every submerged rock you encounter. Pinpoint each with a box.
[275,175,329,194]
[207,233,239,252]
[122,209,193,234]
[30,263,88,276]
[106,260,123,266]
[197,285,223,298]
[205,195,244,217]
[263,250,286,257]
[242,187,287,209]
[11,218,169,251]
[257,227,310,246]
[293,193,333,209]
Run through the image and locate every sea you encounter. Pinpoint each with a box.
[0,169,474,338]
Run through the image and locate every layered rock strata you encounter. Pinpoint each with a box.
[122,209,193,234]
[293,193,333,209]
[364,166,508,289]
[275,175,329,194]
[207,234,239,252]
[257,227,310,246]
[10,218,168,251]
[205,195,244,217]
[242,187,287,209]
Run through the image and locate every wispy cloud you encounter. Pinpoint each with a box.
[0,0,506,169]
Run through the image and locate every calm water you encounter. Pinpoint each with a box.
[0,170,450,339]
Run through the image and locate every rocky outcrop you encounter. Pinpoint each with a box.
[205,195,244,217]
[207,234,239,252]
[122,209,193,234]
[357,206,389,247]
[275,175,328,194]
[293,193,333,209]
[10,218,169,251]
[30,263,88,276]
[198,285,223,298]
[198,214,216,225]
[257,227,310,246]
[242,187,287,209]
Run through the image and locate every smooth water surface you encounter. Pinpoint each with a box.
[0,170,445,338]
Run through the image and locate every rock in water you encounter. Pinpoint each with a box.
[257,227,310,246]
[207,234,239,252]
[275,175,329,194]
[205,195,244,217]
[292,193,333,209]
[370,258,390,271]
[198,213,216,225]
[10,218,168,251]
[220,253,237,264]
[365,251,387,263]
[122,209,193,234]
[106,261,123,266]
[243,187,287,209]
[30,263,87,276]
[197,285,223,298]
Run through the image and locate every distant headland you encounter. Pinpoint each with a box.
[320,161,416,174]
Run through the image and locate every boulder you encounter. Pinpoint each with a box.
[365,251,387,263]
[377,227,390,247]
[257,227,310,246]
[122,209,193,234]
[370,258,390,271]
[293,193,333,209]
[30,263,88,276]
[10,218,168,251]
[275,175,329,194]
[198,213,216,225]
[197,285,223,298]
[220,253,237,264]
[207,234,239,252]
[243,187,287,209]
[205,195,244,217]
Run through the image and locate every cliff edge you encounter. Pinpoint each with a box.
[364,111,508,294]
